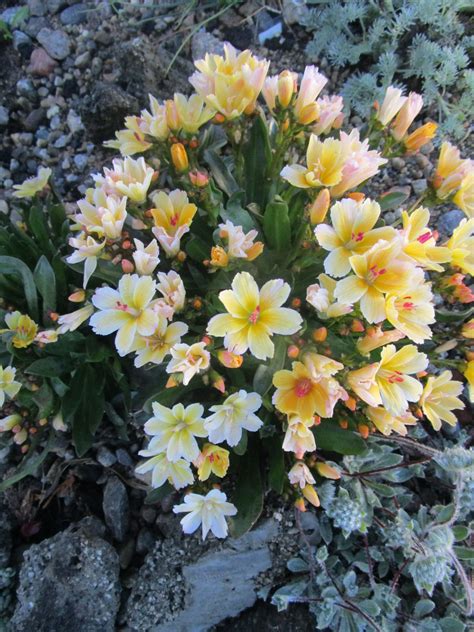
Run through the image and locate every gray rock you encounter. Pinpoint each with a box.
[1,6,25,26]
[37,27,71,60]
[16,78,36,100]
[0,500,12,567]
[0,106,9,127]
[60,3,88,25]
[74,50,91,68]
[191,29,226,61]
[10,518,120,632]
[438,210,465,236]
[136,528,156,555]
[116,447,134,468]
[28,0,47,16]
[124,520,278,631]
[282,0,310,25]
[96,445,117,467]
[47,0,69,13]
[102,476,130,542]
[12,30,33,57]
[24,108,46,132]
[80,81,139,142]
[411,178,427,196]
[28,47,58,76]
[24,16,50,38]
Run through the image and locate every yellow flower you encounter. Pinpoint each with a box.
[190,44,269,119]
[12,167,51,198]
[210,246,229,268]
[151,189,197,257]
[0,365,21,407]
[207,272,302,361]
[446,218,474,276]
[90,274,159,356]
[391,92,423,141]
[433,142,470,199]
[453,172,474,218]
[376,86,407,126]
[314,197,396,277]
[282,415,316,458]
[419,371,465,429]
[273,354,345,420]
[0,413,22,433]
[57,304,94,334]
[139,95,170,141]
[306,273,353,318]
[348,344,427,416]
[143,401,207,462]
[135,452,193,490]
[465,361,474,403]
[281,134,346,189]
[132,320,188,368]
[401,207,451,271]
[293,65,327,124]
[385,282,435,344]
[195,444,230,481]
[356,326,405,354]
[166,93,215,134]
[2,312,38,348]
[461,319,474,339]
[67,232,106,288]
[76,189,127,239]
[334,239,414,323]
[170,143,189,172]
[166,341,210,386]
[404,122,437,152]
[93,157,155,204]
[366,406,417,436]
[104,116,153,156]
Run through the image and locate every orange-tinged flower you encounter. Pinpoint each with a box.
[334,239,415,323]
[385,282,435,344]
[401,207,451,271]
[404,122,437,153]
[281,134,346,189]
[210,246,229,268]
[465,360,474,402]
[309,188,330,224]
[273,354,345,420]
[419,371,464,430]
[195,443,230,481]
[461,319,474,339]
[366,406,417,436]
[207,272,302,361]
[314,197,396,277]
[453,172,474,218]
[356,326,405,354]
[170,143,189,172]
[391,92,423,141]
[315,462,341,479]
[217,349,243,369]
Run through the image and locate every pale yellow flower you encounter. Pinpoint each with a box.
[366,406,417,436]
[12,167,51,198]
[2,312,38,348]
[446,218,474,275]
[67,232,106,288]
[143,401,206,462]
[314,197,396,277]
[433,142,471,199]
[288,462,316,489]
[157,270,186,313]
[419,371,464,430]
[207,272,302,361]
[465,361,474,403]
[376,86,407,126]
[461,319,474,339]
[306,273,353,318]
[173,489,237,540]
[313,95,344,135]
[0,365,21,407]
[76,189,127,239]
[204,390,262,447]
[135,452,193,490]
[348,344,427,416]
[453,172,474,218]
[132,238,160,276]
[385,282,435,344]
[190,44,269,119]
[281,134,346,189]
[334,239,415,323]
[218,220,262,260]
[0,413,22,433]
[93,157,155,204]
[166,341,210,385]
[356,327,405,354]
[293,65,327,124]
[166,93,215,134]
[391,92,423,141]
[404,122,437,153]
[104,116,153,156]
[401,207,451,272]
[139,95,170,141]
[195,444,230,481]
[34,330,59,344]
[282,416,316,459]
[57,304,94,334]
[151,189,197,257]
[90,274,159,356]
[132,319,188,368]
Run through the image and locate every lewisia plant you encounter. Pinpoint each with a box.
[3,44,474,541]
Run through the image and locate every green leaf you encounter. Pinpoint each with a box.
[378,187,411,212]
[185,235,210,263]
[34,255,57,316]
[233,429,248,455]
[32,382,55,418]
[263,196,291,251]
[364,480,398,497]
[243,114,271,209]
[439,617,466,632]
[252,337,287,396]
[204,148,240,197]
[28,204,53,255]
[145,482,174,505]
[220,191,258,232]
[0,256,38,321]
[48,203,67,238]
[0,433,54,492]
[435,306,474,323]
[229,437,263,538]
[26,357,74,377]
[264,434,285,494]
[452,525,469,541]
[453,545,474,560]
[414,599,435,618]
[313,420,366,455]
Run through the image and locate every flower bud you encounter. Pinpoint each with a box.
[192,298,203,310]
[291,298,301,309]
[358,424,370,439]
[121,259,135,274]
[339,419,348,429]
[165,100,180,131]
[350,319,365,333]
[309,188,330,224]
[189,169,209,187]
[287,345,300,359]
[346,191,365,203]
[345,396,357,411]
[297,102,319,125]
[312,327,327,342]
[68,290,86,303]
[302,484,320,507]
[315,462,341,480]
[277,70,296,108]
[217,349,243,369]
[171,143,189,172]
[245,241,264,261]
[166,375,181,388]
[404,122,437,153]
[294,497,307,512]
[210,246,229,268]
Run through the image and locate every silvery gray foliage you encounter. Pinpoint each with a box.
[301,0,473,138]
[272,436,473,630]
[0,567,16,626]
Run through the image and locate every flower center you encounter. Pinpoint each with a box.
[387,371,404,384]
[367,264,386,283]
[248,306,260,324]
[170,213,179,227]
[351,231,365,243]
[295,378,313,397]
[417,231,432,244]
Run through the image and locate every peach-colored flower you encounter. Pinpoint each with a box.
[313,95,344,135]
[366,406,417,436]
[401,207,451,272]
[282,415,316,459]
[376,86,406,126]
[166,342,210,385]
[391,92,423,141]
[356,326,406,354]
[419,371,464,430]
[151,189,197,257]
